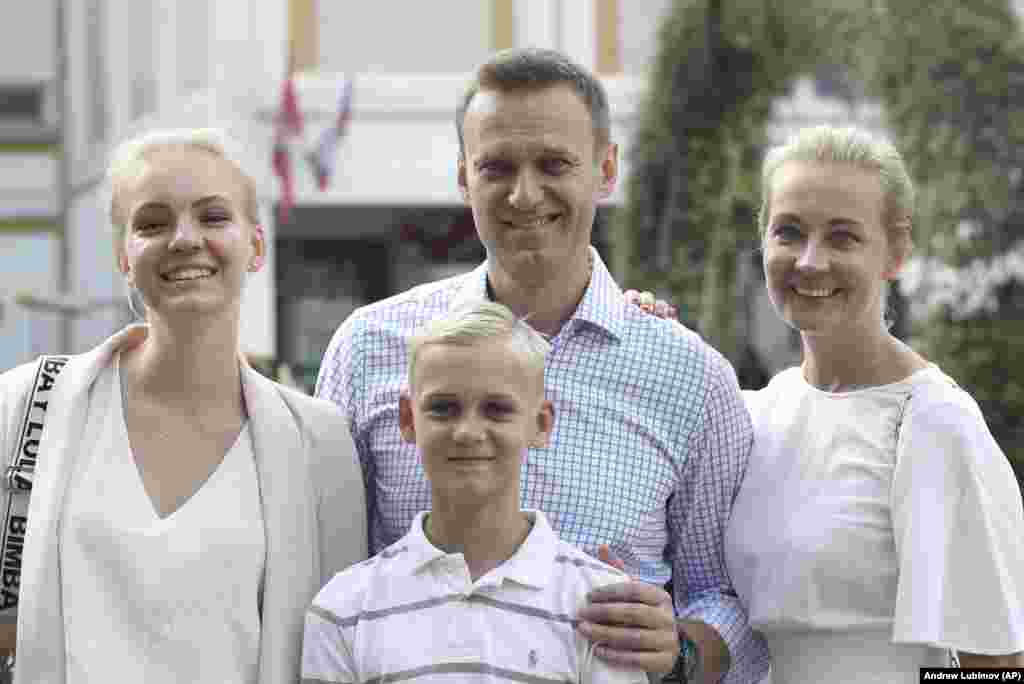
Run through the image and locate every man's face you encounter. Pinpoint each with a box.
[458,84,617,284]
[399,336,553,508]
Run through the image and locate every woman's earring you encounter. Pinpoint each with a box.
[126,285,145,321]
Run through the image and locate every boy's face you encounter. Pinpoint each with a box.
[400,336,553,508]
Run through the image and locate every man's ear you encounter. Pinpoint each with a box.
[597,142,619,200]
[884,220,913,280]
[529,400,555,449]
[399,392,417,444]
[457,159,470,203]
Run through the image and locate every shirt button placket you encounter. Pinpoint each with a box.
[444,557,474,657]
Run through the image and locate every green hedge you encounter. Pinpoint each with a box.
[615,0,1024,487]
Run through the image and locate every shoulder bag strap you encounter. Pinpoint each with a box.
[0,355,69,615]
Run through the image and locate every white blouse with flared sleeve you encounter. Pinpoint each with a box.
[724,365,1024,683]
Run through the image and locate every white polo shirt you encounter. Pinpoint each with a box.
[303,510,648,683]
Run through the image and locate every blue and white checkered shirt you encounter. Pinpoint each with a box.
[316,248,770,683]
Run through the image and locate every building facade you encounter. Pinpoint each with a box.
[4,0,976,381]
[0,0,678,378]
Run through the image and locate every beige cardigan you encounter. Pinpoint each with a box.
[0,326,367,684]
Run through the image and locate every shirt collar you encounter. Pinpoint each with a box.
[451,247,626,341]
[572,248,626,341]
[404,511,450,573]
[486,510,558,589]
[404,510,559,590]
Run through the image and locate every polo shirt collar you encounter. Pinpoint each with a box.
[487,510,558,589]
[404,510,559,590]
[404,511,450,573]
[450,246,626,341]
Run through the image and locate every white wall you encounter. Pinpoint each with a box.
[0,156,56,217]
[318,2,492,74]
[619,0,673,75]
[239,201,277,360]
[67,190,129,354]
[0,1,54,82]
[0,234,60,369]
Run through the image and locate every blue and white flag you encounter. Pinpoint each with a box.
[307,77,354,191]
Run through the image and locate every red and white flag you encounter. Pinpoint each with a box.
[272,71,304,224]
[307,76,354,191]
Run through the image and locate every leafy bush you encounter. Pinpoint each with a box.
[616,0,1024,487]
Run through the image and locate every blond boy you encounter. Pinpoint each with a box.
[302,301,646,683]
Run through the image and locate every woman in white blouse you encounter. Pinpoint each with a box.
[723,125,1024,682]
[0,128,366,683]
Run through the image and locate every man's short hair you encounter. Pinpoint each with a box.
[408,301,551,389]
[455,47,612,159]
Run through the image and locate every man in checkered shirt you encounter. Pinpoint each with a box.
[316,47,770,684]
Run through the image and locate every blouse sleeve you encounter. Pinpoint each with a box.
[890,385,1024,655]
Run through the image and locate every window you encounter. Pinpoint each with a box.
[0,82,55,145]
[0,84,45,123]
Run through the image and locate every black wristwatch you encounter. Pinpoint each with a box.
[662,635,698,683]
[0,654,14,684]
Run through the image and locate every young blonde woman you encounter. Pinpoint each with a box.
[723,126,1024,681]
[0,128,366,684]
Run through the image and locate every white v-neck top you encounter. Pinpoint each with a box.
[59,357,265,683]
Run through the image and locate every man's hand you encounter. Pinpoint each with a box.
[596,544,626,571]
[624,290,678,321]
[577,579,681,675]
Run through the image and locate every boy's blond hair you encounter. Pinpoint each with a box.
[407,301,550,389]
